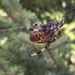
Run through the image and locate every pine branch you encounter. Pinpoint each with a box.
[48,49,60,71]
[0,0,26,21]
[0,37,72,74]
[0,64,18,75]
[7,48,60,72]
[0,64,8,75]
[8,0,22,19]
[51,41,68,50]
[8,0,18,12]
[0,3,14,20]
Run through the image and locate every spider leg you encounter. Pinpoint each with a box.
[50,30,60,43]
[58,30,61,36]
[58,15,65,27]
[50,38,56,43]
[26,26,39,31]
[26,43,50,57]
[50,29,61,43]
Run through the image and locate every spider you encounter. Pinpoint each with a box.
[25,16,65,58]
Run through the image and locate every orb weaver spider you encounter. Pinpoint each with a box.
[25,16,65,58]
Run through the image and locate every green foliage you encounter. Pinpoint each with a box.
[20,0,75,22]
[0,0,75,75]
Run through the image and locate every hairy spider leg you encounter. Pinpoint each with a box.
[56,16,64,36]
[26,43,50,57]
[52,15,65,37]
[50,24,63,43]
[58,15,65,28]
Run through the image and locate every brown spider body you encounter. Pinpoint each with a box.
[30,31,51,43]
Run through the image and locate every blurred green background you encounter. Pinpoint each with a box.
[0,0,75,75]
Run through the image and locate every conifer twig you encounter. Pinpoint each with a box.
[0,64,18,75]
[0,64,8,75]
[0,3,15,20]
[8,0,22,19]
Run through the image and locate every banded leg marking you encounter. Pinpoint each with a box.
[26,43,50,57]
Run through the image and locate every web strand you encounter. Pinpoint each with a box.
[64,7,75,14]
[0,7,75,32]
[0,26,27,32]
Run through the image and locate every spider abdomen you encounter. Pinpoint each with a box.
[30,31,51,43]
